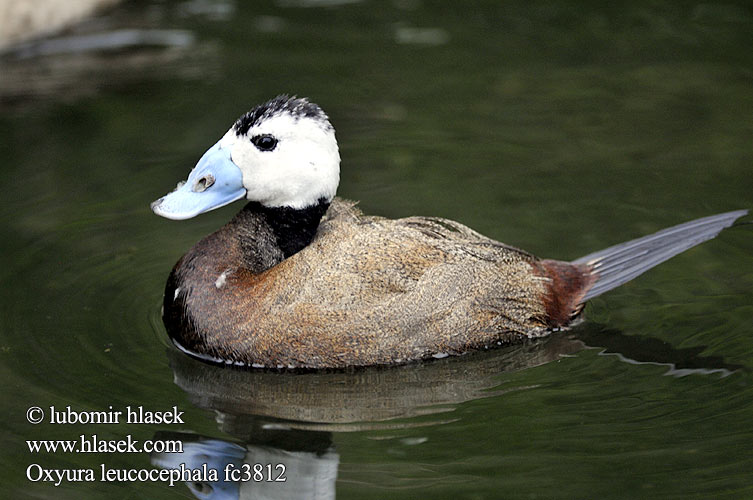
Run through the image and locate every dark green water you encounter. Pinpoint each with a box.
[2,1,753,498]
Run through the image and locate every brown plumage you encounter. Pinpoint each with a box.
[162,198,745,369]
[166,199,562,368]
[153,96,747,369]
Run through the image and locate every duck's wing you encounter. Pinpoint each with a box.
[259,209,551,364]
[321,198,535,257]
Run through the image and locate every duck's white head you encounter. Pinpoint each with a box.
[151,95,340,219]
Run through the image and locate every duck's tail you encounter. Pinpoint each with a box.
[573,209,748,302]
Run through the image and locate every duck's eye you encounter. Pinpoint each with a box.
[251,134,278,152]
[193,174,215,193]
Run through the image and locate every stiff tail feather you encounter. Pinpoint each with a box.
[574,209,748,302]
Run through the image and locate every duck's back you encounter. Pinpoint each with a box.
[164,199,556,368]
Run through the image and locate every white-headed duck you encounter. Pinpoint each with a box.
[151,95,747,369]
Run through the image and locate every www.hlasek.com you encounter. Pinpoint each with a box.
[27,434,183,454]
[25,405,287,487]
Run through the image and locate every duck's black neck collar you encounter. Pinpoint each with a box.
[241,198,330,259]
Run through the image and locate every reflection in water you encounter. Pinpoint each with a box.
[151,430,338,499]
[155,325,743,498]
[167,325,741,429]
[166,326,743,428]
[575,323,744,377]
[152,430,338,500]
[152,436,246,499]
[154,337,583,498]
[167,334,583,427]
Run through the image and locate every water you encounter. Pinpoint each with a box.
[1,1,752,498]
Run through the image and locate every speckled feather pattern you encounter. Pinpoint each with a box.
[232,95,332,137]
[165,198,553,368]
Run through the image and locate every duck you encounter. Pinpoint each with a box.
[151,95,747,369]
